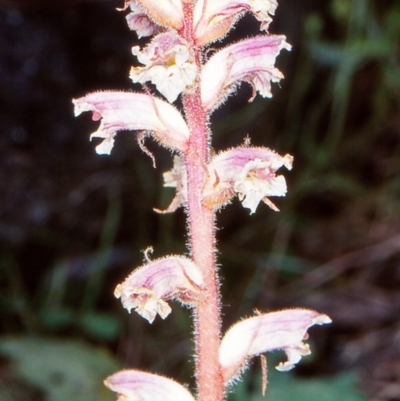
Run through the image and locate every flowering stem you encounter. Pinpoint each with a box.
[183,92,224,401]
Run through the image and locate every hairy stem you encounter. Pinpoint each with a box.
[181,4,223,401]
[183,91,224,401]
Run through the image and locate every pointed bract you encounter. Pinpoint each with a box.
[201,35,291,111]
[219,309,332,384]
[130,33,197,103]
[194,0,279,45]
[73,91,189,154]
[204,146,293,213]
[114,256,205,323]
[105,369,195,401]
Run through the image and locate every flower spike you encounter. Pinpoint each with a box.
[105,369,195,401]
[219,309,332,384]
[114,255,205,323]
[201,35,291,111]
[73,91,189,154]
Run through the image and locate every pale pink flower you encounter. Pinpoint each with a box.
[125,1,159,38]
[114,255,205,323]
[73,91,189,154]
[204,146,293,213]
[219,309,332,384]
[105,370,195,401]
[194,0,278,45]
[159,146,292,214]
[130,33,197,103]
[201,35,291,111]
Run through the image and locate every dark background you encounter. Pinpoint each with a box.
[1,0,400,400]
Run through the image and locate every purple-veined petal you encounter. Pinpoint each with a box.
[130,33,197,103]
[73,91,189,154]
[105,369,195,401]
[114,255,204,323]
[201,35,291,111]
[219,309,332,384]
[125,1,159,38]
[135,0,184,31]
[203,146,293,213]
[194,0,278,45]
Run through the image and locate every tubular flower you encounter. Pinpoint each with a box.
[114,255,205,323]
[193,0,278,45]
[219,309,332,384]
[73,91,189,154]
[125,1,159,38]
[203,146,293,213]
[105,370,195,401]
[130,33,197,103]
[201,35,291,111]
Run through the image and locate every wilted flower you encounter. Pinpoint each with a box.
[155,155,187,214]
[194,0,279,45]
[130,32,197,103]
[219,309,332,384]
[105,370,195,401]
[201,35,291,111]
[114,255,205,323]
[204,146,293,213]
[73,91,189,154]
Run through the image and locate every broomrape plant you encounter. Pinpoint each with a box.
[73,1,331,400]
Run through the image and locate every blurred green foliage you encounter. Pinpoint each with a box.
[0,337,119,401]
[229,366,366,401]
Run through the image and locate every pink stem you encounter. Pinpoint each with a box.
[181,3,224,401]
[184,93,224,401]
